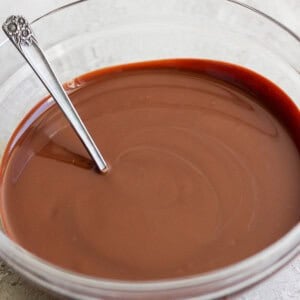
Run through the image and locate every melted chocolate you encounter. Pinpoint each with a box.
[1,59,300,280]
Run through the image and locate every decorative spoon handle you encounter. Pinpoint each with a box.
[2,15,108,173]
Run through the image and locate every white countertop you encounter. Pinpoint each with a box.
[0,1,299,299]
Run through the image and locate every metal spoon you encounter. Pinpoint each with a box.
[2,15,109,173]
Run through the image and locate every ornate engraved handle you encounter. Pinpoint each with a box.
[3,15,36,47]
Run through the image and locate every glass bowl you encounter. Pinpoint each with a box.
[0,0,299,299]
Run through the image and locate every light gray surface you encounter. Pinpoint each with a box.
[0,1,299,299]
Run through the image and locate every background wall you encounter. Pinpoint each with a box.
[0,1,299,299]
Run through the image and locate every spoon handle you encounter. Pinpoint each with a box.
[2,16,108,173]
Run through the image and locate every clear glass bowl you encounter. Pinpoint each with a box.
[0,0,299,299]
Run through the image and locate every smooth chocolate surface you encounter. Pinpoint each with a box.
[1,59,300,280]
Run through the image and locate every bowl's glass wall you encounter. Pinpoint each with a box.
[1,0,300,159]
[0,0,299,299]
